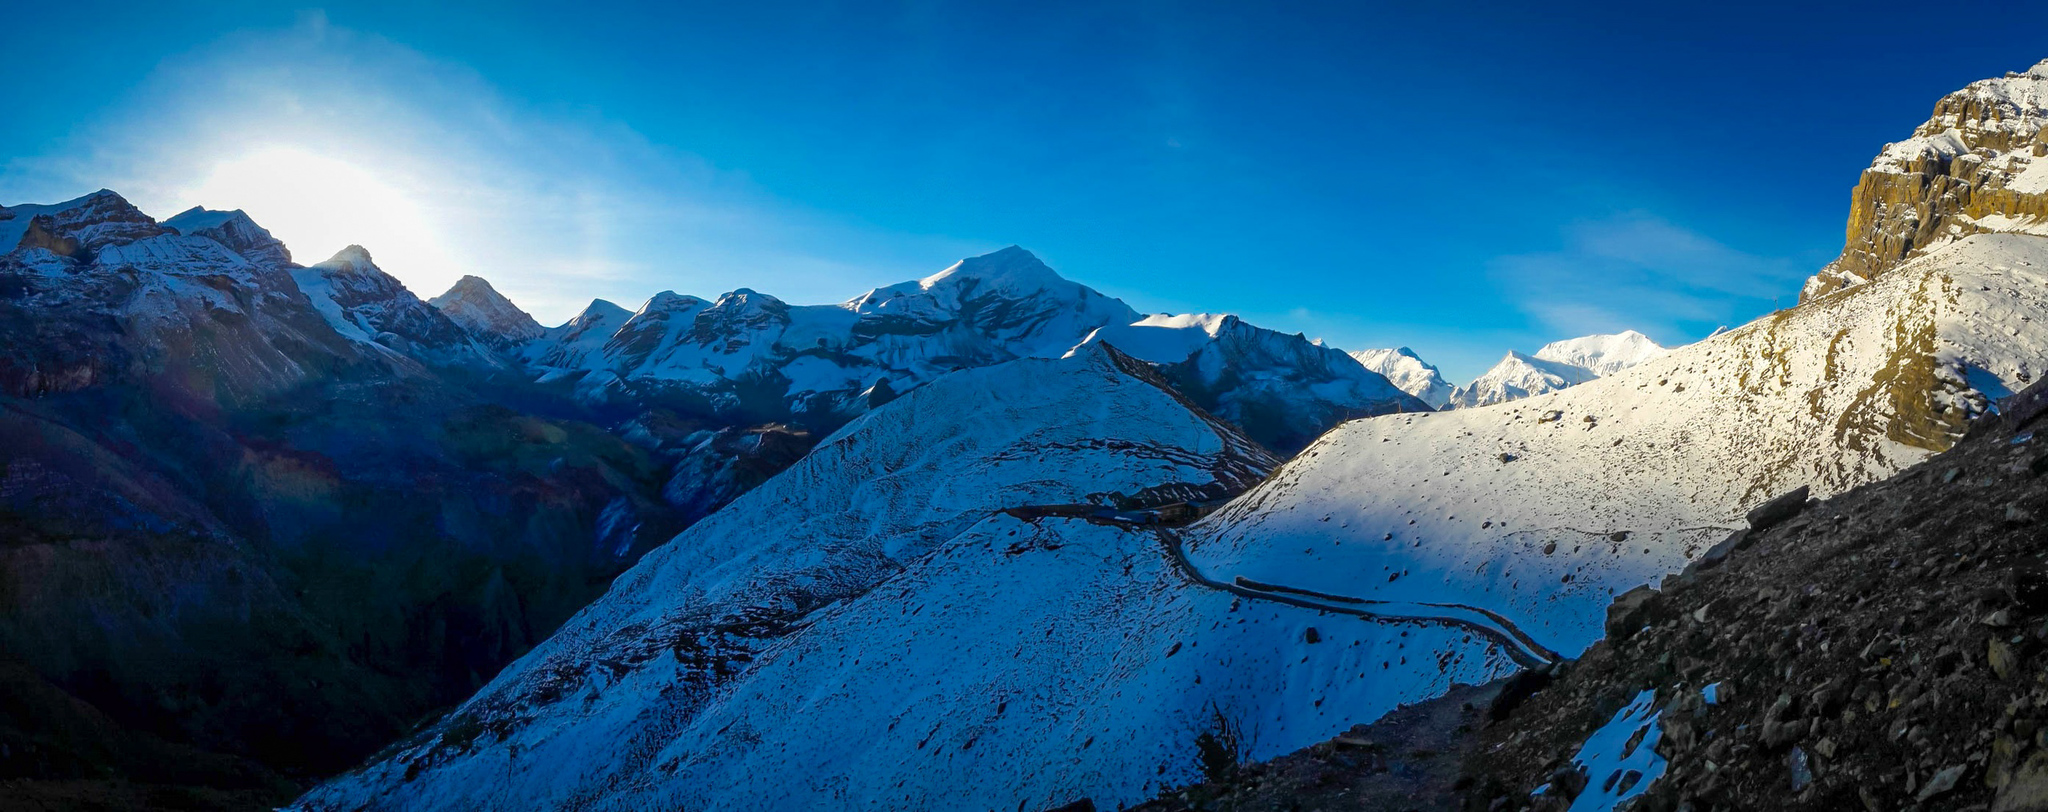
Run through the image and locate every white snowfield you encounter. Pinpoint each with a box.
[1534,330,1669,377]
[1427,332,1667,411]
[298,346,1535,812]
[1191,233,2048,661]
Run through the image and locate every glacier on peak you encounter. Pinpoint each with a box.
[1349,346,1455,409]
[1532,330,1668,377]
[1448,350,1602,409]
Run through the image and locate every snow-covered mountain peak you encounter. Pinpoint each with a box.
[1533,330,1668,376]
[316,244,378,272]
[1,188,168,254]
[1348,346,1454,409]
[570,298,630,326]
[1448,349,1600,409]
[913,244,1064,294]
[428,275,544,342]
[1072,312,1427,451]
[163,206,293,267]
[636,289,708,316]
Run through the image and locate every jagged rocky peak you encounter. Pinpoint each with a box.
[1349,346,1454,409]
[163,206,293,267]
[1804,58,2048,300]
[0,189,168,255]
[429,275,544,341]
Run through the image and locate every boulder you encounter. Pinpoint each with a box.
[2007,377,2048,432]
[1604,586,1664,641]
[1745,486,1812,531]
[1999,752,2048,812]
[1693,529,1749,571]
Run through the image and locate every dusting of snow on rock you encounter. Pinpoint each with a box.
[428,275,545,343]
[163,206,292,267]
[1350,347,1455,409]
[292,245,500,367]
[1805,60,2048,300]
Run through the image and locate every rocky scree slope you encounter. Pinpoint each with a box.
[1135,381,2048,811]
[1806,59,2048,301]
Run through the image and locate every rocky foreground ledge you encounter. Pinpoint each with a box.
[1126,381,2048,811]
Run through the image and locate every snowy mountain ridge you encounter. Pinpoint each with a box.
[1447,349,1602,408]
[1348,346,1455,409]
[1532,329,1668,376]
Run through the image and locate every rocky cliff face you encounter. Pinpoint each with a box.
[1805,60,2048,301]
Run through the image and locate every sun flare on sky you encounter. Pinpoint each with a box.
[179,145,460,292]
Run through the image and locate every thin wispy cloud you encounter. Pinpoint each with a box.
[1488,213,1813,342]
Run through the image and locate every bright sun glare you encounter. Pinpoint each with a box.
[181,146,460,292]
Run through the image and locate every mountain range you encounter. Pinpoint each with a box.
[286,58,2048,812]
[11,52,2048,812]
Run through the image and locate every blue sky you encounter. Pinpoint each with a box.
[5,2,2047,380]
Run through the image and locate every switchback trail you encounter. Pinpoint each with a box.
[998,503,1561,669]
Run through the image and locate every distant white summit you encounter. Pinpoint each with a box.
[1449,350,1602,408]
[1449,331,1669,408]
[1532,329,1668,376]
[1348,347,1454,409]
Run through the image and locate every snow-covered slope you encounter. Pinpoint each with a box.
[1532,330,1668,376]
[1073,313,1428,451]
[299,346,1521,812]
[1349,346,1455,409]
[1191,233,2048,674]
[1448,350,1600,408]
[526,298,632,370]
[428,274,544,346]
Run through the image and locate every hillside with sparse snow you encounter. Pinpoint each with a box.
[1193,233,2048,661]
